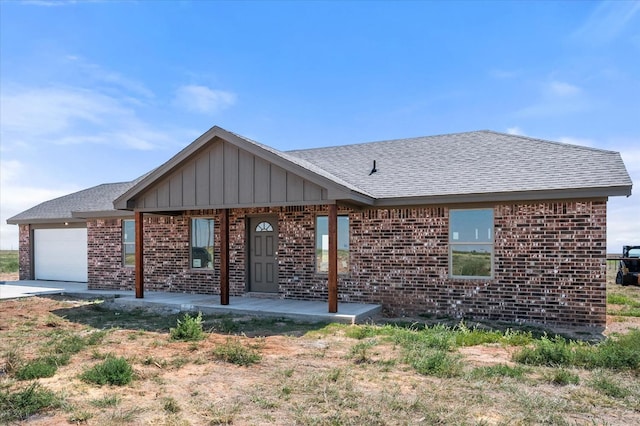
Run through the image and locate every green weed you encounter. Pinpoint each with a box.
[170,312,205,341]
[68,410,93,423]
[211,337,261,366]
[513,334,577,366]
[514,330,640,370]
[80,356,133,386]
[90,394,121,408]
[404,348,463,377]
[162,396,181,413]
[15,357,59,380]
[0,382,62,423]
[1,349,22,375]
[607,293,640,307]
[546,368,580,386]
[469,364,527,379]
[589,371,630,398]
[348,339,378,364]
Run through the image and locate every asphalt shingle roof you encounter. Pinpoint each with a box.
[287,130,632,199]
[7,181,139,223]
[8,129,632,223]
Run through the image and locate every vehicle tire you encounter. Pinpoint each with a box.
[616,271,624,285]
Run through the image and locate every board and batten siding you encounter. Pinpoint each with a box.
[137,140,328,209]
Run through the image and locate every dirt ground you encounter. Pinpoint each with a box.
[0,272,18,281]
[2,295,640,425]
[2,272,640,424]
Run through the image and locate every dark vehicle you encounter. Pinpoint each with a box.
[615,245,640,286]
[192,246,212,268]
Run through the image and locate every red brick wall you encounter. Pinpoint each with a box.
[18,224,32,280]
[83,200,607,327]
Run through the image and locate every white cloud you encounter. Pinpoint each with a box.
[548,81,582,97]
[0,85,171,151]
[572,1,640,46]
[1,86,124,136]
[174,85,237,114]
[506,127,525,136]
[65,55,155,99]
[0,160,80,250]
[515,79,591,118]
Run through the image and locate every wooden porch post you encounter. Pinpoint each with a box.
[134,210,144,299]
[220,209,230,305]
[328,203,338,313]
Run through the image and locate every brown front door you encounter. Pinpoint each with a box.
[249,217,279,293]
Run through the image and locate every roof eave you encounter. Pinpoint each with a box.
[71,210,135,219]
[373,185,632,207]
[6,217,86,225]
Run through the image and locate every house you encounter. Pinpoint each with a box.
[7,127,633,327]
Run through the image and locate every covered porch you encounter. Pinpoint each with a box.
[113,127,374,314]
[0,280,381,324]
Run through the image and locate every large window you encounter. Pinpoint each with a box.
[449,209,493,278]
[316,215,349,274]
[191,218,214,269]
[122,219,135,267]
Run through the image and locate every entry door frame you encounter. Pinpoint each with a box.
[247,215,279,293]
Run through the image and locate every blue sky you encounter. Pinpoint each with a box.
[1,0,638,252]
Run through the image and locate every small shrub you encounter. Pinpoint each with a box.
[547,368,580,386]
[405,348,463,378]
[586,330,640,370]
[512,335,576,366]
[170,312,205,341]
[14,355,67,380]
[81,356,133,386]
[212,338,261,366]
[15,359,57,380]
[0,382,61,423]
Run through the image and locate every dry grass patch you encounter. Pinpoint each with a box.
[0,289,639,425]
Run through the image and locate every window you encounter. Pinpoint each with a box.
[191,218,214,269]
[255,221,274,232]
[449,209,493,278]
[122,219,135,267]
[316,215,349,274]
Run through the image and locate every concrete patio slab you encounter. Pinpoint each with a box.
[0,280,381,324]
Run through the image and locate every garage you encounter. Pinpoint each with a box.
[34,228,88,282]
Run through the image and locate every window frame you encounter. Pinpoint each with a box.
[190,217,215,270]
[449,208,494,279]
[122,219,135,268]
[315,214,350,275]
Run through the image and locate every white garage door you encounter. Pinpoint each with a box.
[34,228,88,282]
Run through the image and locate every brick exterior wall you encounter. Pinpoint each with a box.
[79,199,606,327]
[18,224,32,280]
